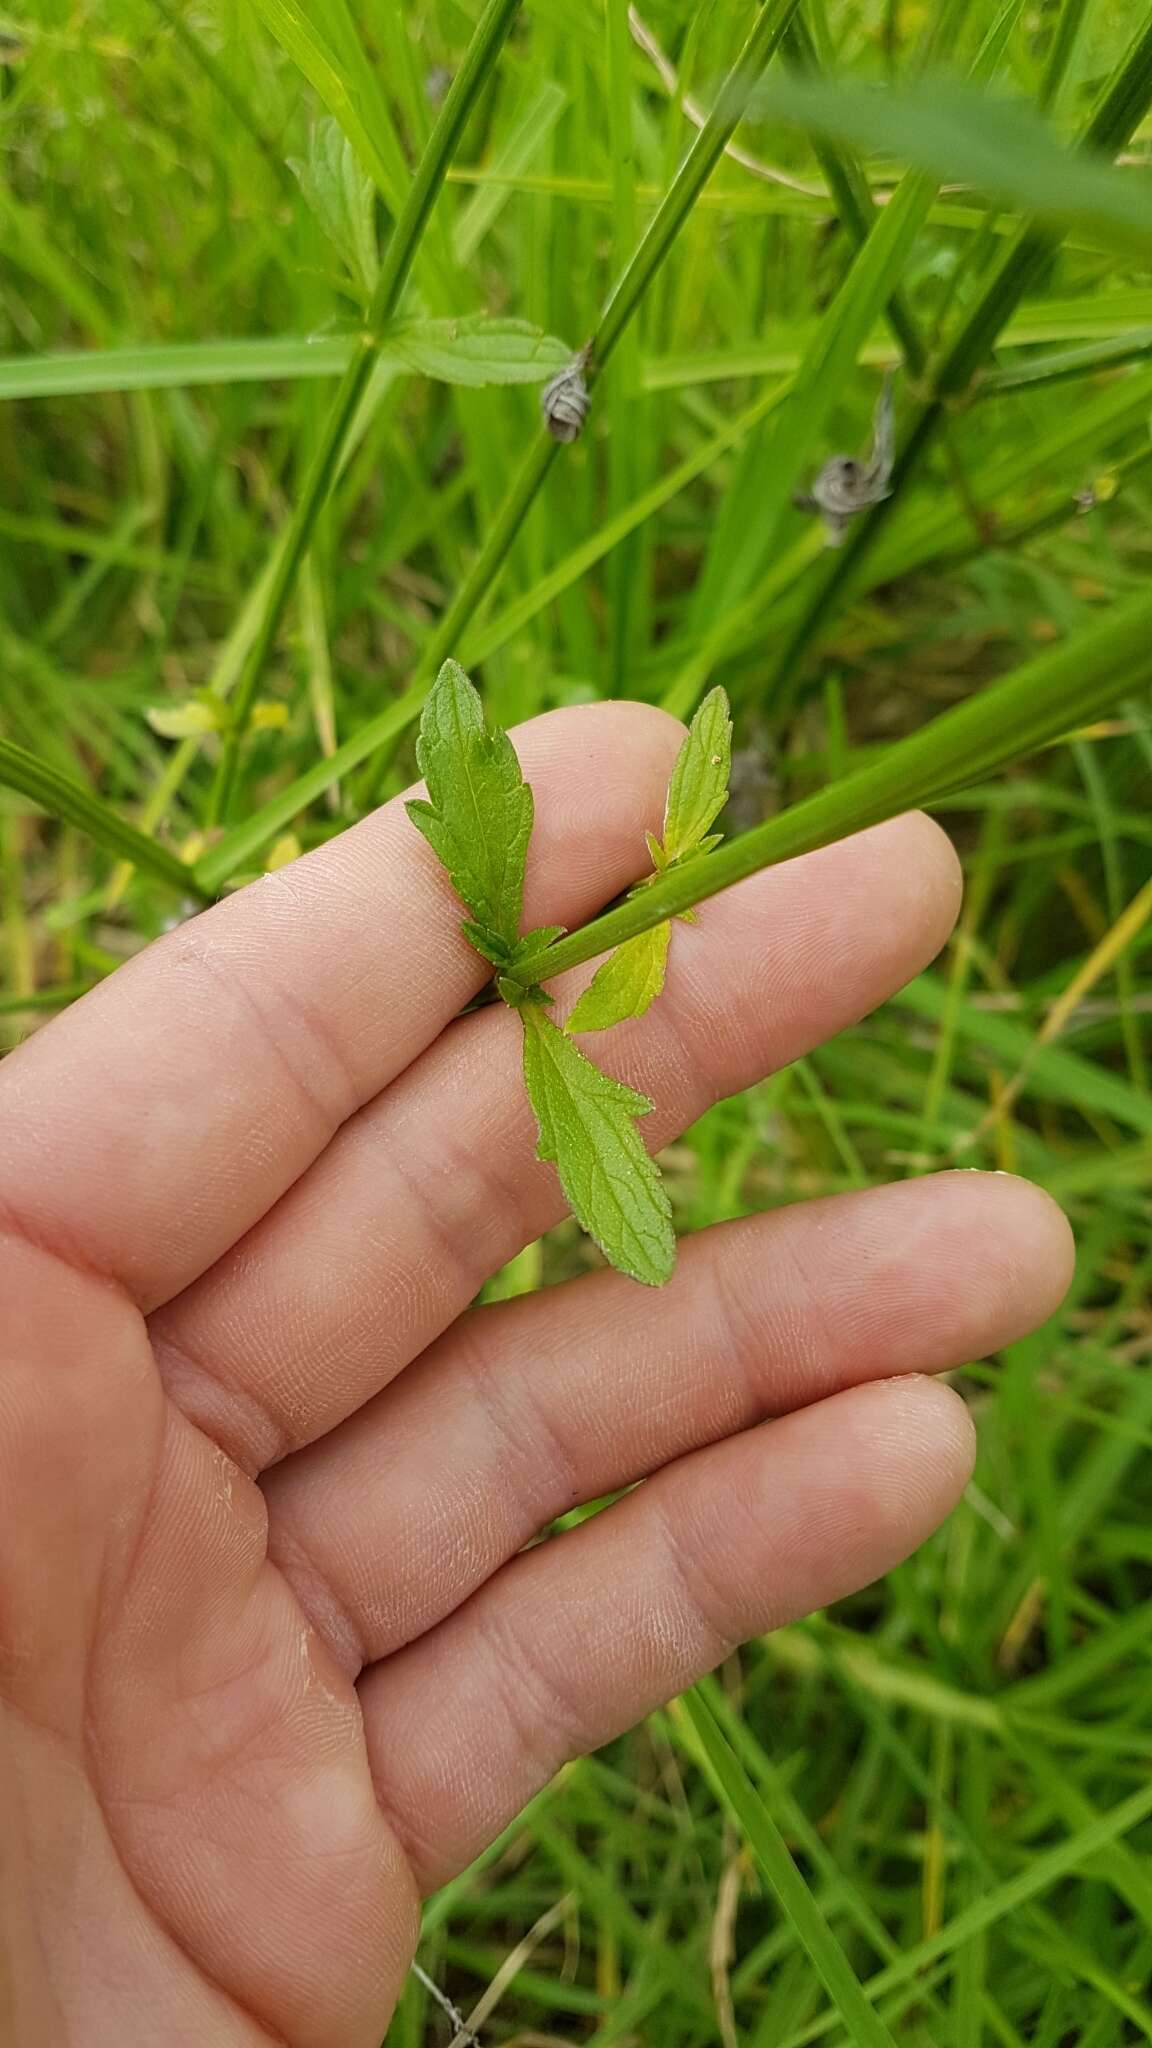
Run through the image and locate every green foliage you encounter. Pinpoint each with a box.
[520,1002,675,1289]
[385,314,572,386]
[680,1686,902,2048]
[408,675,737,1270]
[566,687,732,1033]
[288,118,380,299]
[566,922,671,1033]
[7,0,1152,2034]
[752,71,1152,255]
[659,685,734,867]
[406,659,534,967]
[409,661,680,1279]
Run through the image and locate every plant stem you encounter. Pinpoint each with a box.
[206,0,524,825]
[1038,0,1093,111]
[784,10,927,374]
[595,0,802,369]
[0,738,208,899]
[507,585,1152,989]
[976,328,1152,393]
[389,0,802,702]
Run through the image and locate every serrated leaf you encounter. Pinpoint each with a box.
[662,686,733,863]
[521,1005,675,1288]
[288,119,379,299]
[386,315,573,388]
[406,659,533,954]
[566,922,671,1035]
[460,920,516,970]
[513,924,567,968]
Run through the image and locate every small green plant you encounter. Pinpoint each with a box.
[408,661,732,1285]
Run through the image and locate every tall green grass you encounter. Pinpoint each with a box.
[3,0,1151,2039]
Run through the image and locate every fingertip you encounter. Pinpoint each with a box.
[514,696,687,778]
[862,810,964,966]
[512,700,686,911]
[876,1372,978,1493]
[816,1374,976,1567]
[936,1169,1076,1342]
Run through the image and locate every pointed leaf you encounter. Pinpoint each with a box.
[521,1006,675,1287]
[460,920,516,970]
[406,659,533,952]
[566,923,671,1035]
[288,119,379,299]
[387,315,573,388]
[513,924,567,969]
[662,686,733,862]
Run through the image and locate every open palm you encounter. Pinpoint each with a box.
[0,702,1070,2045]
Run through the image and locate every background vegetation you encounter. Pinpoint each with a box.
[2,0,1151,2040]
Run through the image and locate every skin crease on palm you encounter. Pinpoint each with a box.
[0,702,1074,2047]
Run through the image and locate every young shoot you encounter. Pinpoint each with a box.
[407,661,732,1285]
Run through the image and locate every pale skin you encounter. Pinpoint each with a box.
[0,702,1073,2046]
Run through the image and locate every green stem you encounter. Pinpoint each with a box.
[392,0,802,702]
[783,11,927,373]
[508,584,1152,989]
[1038,0,1092,111]
[0,738,208,900]
[595,0,802,370]
[766,9,1152,706]
[206,0,524,825]
[977,328,1152,393]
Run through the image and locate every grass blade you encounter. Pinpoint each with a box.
[208,0,524,821]
[766,9,1152,702]
[247,0,409,213]
[677,1687,900,2048]
[0,739,207,899]
[395,0,803,710]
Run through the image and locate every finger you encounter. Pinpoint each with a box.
[154,812,962,1471]
[262,1171,1071,1672]
[359,1375,976,1889]
[0,703,683,1309]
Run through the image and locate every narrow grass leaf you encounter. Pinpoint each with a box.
[512,584,1152,989]
[678,1688,900,2048]
[520,1004,675,1287]
[750,74,1152,253]
[0,337,355,402]
[452,81,567,265]
[248,0,407,213]
[0,738,207,900]
[209,0,524,821]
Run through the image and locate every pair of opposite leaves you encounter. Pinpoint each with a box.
[407,663,733,1286]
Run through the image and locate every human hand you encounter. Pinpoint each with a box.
[0,703,1072,2045]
